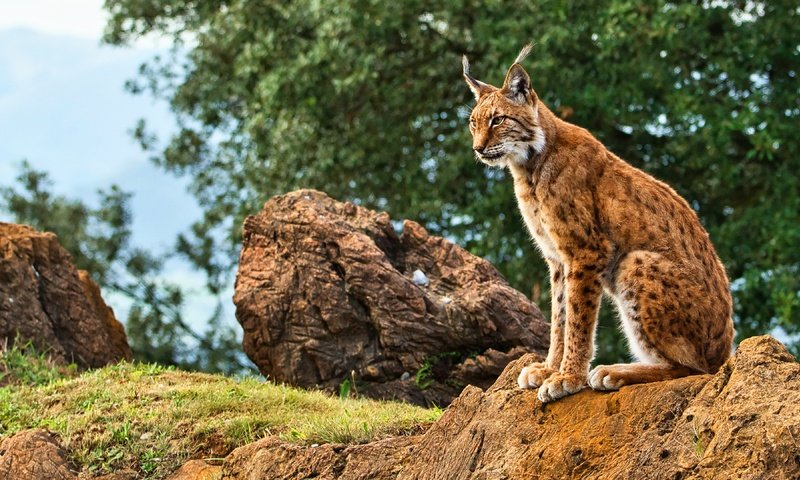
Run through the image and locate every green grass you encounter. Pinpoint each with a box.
[0,360,442,478]
[0,339,77,387]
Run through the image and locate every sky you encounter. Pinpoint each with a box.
[0,1,108,40]
[0,1,225,330]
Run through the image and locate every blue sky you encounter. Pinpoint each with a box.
[0,1,225,330]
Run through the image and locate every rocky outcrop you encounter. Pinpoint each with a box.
[221,336,800,479]
[0,429,77,479]
[0,223,132,368]
[233,190,549,406]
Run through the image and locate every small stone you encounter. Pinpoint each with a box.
[401,372,411,381]
[412,269,430,286]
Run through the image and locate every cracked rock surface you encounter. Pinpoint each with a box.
[0,429,77,479]
[233,190,549,406]
[0,223,132,368]
[221,335,800,479]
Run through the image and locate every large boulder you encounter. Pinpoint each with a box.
[221,335,800,479]
[0,223,132,368]
[234,190,549,406]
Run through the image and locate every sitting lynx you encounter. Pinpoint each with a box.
[462,45,734,403]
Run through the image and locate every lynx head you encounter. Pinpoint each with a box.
[463,44,545,168]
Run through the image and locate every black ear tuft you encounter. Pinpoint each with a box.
[514,43,533,65]
[462,54,496,101]
[502,64,532,104]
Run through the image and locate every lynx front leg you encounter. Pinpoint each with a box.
[518,260,566,389]
[538,262,602,403]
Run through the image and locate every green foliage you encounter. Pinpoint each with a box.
[338,371,359,399]
[339,378,352,400]
[414,351,474,390]
[414,363,433,390]
[102,1,799,360]
[0,362,440,477]
[0,161,251,374]
[691,418,705,459]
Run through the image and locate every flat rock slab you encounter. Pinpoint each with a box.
[234,190,548,406]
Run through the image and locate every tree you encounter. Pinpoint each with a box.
[102,0,799,361]
[0,161,251,373]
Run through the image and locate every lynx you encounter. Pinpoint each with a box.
[462,45,734,403]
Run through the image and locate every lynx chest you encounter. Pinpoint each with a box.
[513,181,562,263]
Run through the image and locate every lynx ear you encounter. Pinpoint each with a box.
[462,55,495,101]
[502,63,533,104]
[502,43,536,104]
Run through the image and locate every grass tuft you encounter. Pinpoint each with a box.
[0,360,441,478]
[0,339,77,387]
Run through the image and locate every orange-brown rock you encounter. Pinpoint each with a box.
[221,335,800,479]
[0,223,132,368]
[0,429,77,479]
[166,459,222,480]
[233,190,548,406]
[222,436,419,480]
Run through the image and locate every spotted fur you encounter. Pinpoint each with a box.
[464,45,734,403]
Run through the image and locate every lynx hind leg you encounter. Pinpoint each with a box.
[588,363,694,391]
[607,250,712,385]
[518,362,557,389]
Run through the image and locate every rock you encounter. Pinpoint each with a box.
[167,459,222,480]
[0,223,132,368]
[411,269,430,286]
[222,435,419,480]
[89,472,137,480]
[233,190,548,406]
[219,336,800,479]
[0,429,77,479]
[76,270,131,363]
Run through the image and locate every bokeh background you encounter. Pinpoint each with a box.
[1,0,797,373]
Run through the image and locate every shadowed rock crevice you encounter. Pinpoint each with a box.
[234,190,549,406]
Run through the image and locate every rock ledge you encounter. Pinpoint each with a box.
[222,335,800,479]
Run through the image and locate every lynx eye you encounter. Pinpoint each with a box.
[490,116,506,127]
[469,118,476,129]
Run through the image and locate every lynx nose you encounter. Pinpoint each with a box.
[473,145,486,155]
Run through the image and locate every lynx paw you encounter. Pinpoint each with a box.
[517,362,557,389]
[588,365,626,391]
[537,372,586,403]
